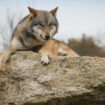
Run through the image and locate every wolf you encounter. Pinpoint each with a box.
[0,6,79,70]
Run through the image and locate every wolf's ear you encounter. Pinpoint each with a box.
[50,7,58,16]
[28,7,38,16]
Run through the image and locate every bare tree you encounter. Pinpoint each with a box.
[0,8,26,50]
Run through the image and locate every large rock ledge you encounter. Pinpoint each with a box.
[0,51,105,105]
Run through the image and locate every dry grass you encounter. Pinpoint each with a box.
[68,35,105,57]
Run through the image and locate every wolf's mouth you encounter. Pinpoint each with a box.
[40,34,45,40]
[40,34,50,40]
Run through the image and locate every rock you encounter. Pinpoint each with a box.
[0,51,105,105]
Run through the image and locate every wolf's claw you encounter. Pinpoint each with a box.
[41,56,49,65]
[41,61,49,65]
[62,53,68,56]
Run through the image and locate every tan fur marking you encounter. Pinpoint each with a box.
[59,43,79,57]
[39,39,79,64]
[42,28,50,35]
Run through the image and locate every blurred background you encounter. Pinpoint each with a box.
[0,0,105,57]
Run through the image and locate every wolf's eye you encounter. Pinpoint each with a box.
[37,26,42,29]
[39,24,44,27]
[37,24,44,29]
[49,24,53,27]
[49,24,54,29]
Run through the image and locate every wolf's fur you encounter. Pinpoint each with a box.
[40,39,79,65]
[0,7,79,70]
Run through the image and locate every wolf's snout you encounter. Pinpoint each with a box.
[45,35,50,40]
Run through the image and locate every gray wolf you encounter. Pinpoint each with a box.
[0,6,79,70]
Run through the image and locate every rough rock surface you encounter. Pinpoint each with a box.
[0,51,105,105]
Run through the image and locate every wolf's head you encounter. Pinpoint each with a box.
[28,7,58,41]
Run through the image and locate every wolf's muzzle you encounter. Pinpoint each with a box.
[45,35,50,40]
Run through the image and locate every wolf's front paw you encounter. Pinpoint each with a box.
[41,56,49,65]
[0,62,6,71]
[58,48,68,56]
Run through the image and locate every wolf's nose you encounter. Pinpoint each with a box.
[45,35,50,40]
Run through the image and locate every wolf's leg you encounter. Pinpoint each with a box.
[0,37,24,70]
[58,44,79,57]
[39,47,50,65]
